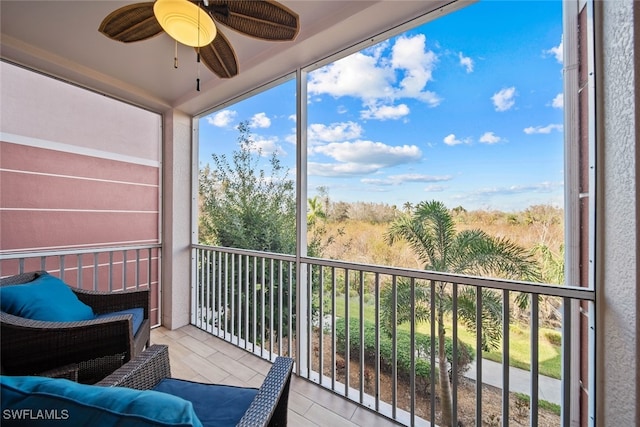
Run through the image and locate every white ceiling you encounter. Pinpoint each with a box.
[1,0,463,116]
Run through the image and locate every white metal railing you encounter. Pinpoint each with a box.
[193,244,594,427]
[0,244,162,327]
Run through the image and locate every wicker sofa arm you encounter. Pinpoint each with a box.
[74,288,150,319]
[95,344,170,390]
[0,312,134,376]
[238,356,294,427]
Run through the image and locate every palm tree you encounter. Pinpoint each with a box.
[307,196,327,226]
[382,200,540,427]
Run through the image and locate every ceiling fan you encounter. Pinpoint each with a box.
[99,0,299,79]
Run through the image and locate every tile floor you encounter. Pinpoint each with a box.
[151,325,402,427]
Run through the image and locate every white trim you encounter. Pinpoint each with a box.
[0,240,159,255]
[0,168,159,188]
[0,208,158,214]
[0,132,160,168]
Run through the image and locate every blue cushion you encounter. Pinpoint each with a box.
[0,375,203,427]
[153,379,258,427]
[95,308,145,336]
[0,273,94,322]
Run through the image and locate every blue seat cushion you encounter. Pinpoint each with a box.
[153,378,258,427]
[0,273,94,322]
[0,375,203,427]
[95,308,145,335]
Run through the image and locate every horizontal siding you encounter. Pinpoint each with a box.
[1,171,158,211]
[1,211,159,251]
[0,141,159,184]
[0,141,160,252]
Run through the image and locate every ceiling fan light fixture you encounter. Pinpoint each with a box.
[153,0,216,48]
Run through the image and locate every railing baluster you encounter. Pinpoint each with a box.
[269,258,274,359]
[77,254,82,289]
[374,272,380,413]
[391,274,398,419]
[217,251,223,336]
[531,293,539,426]
[476,287,483,426]
[244,255,249,349]
[331,266,337,392]
[288,261,293,358]
[452,282,459,427]
[260,257,265,358]
[122,250,127,291]
[502,290,510,427]
[344,268,350,398]
[135,249,140,290]
[319,266,325,385]
[561,297,572,426]
[237,255,242,346]
[108,252,113,292]
[430,280,436,426]
[278,259,283,356]
[410,277,416,425]
[93,252,99,291]
[359,271,365,403]
[252,256,257,353]
[306,263,312,371]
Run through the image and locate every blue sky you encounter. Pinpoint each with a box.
[199,0,564,212]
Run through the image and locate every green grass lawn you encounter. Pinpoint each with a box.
[332,295,561,379]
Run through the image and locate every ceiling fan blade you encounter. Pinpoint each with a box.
[203,0,299,41]
[99,2,162,43]
[198,31,238,78]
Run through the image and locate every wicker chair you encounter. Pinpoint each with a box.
[0,271,150,384]
[96,344,295,427]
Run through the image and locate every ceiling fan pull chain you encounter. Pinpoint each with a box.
[174,40,178,69]
[196,48,201,91]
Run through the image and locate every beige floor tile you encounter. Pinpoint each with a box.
[152,324,397,427]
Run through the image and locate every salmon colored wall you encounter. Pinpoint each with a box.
[0,63,162,324]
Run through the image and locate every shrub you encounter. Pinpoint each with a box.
[335,318,474,393]
[544,329,562,346]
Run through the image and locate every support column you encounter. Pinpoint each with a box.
[161,108,193,330]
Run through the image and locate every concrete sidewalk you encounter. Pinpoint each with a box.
[463,358,561,405]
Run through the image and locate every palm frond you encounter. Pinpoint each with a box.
[456,286,503,351]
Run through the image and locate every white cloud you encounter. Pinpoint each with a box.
[307,34,441,121]
[479,131,503,144]
[472,181,562,196]
[361,173,452,186]
[313,140,421,167]
[361,103,410,120]
[308,51,394,100]
[551,93,564,109]
[251,136,285,156]
[545,37,563,64]
[458,52,474,73]
[523,124,563,134]
[491,87,517,112]
[424,184,447,192]
[308,162,380,177]
[249,112,271,128]
[206,109,236,127]
[308,122,363,144]
[443,134,469,146]
[391,34,439,103]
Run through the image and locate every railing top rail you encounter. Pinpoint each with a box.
[193,244,595,301]
[0,243,162,260]
[193,244,296,262]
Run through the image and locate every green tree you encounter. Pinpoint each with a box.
[199,121,296,253]
[382,200,540,427]
[199,121,296,345]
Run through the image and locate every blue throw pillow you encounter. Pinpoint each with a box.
[1,375,203,427]
[153,378,258,427]
[0,273,94,322]
[95,308,144,335]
